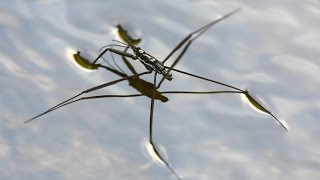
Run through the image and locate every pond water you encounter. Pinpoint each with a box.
[1,0,320,179]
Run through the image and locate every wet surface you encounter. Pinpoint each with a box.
[1,0,320,179]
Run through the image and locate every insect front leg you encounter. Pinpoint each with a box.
[92,48,137,65]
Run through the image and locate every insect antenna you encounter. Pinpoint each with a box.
[112,39,130,46]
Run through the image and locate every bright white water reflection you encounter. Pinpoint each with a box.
[1,0,320,180]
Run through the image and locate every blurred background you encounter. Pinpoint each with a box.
[0,0,319,179]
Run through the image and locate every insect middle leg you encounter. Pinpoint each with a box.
[157,8,241,88]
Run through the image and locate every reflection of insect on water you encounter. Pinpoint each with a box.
[25,8,287,179]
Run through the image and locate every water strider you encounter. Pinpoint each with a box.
[25,8,287,179]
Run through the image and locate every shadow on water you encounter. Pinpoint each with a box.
[24,8,289,179]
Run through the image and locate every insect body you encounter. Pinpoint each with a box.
[95,41,173,81]
[115,23,168,78]
[131,47,173,81]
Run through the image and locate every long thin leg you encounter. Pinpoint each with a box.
[166,67,287,130]
[162,8,240,64]
[92,47,136,65]
[24,90,243,124]
[37,90,245,110]
[34,94,146,119]
[96,44,139,76]
[25,71,151,123]
[168,67,243,92]
[148,72,181,179]
[164,90,287,130]
[161,90,242,95]
[28,88,285,131]
[27,89,243,121]
[149,72,157,142]
[157,8,240,88]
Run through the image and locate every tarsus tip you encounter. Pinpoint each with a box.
[24,119,33,124]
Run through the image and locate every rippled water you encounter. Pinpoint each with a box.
[1,0,320,179]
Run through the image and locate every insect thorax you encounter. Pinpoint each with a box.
[135,48,173,81]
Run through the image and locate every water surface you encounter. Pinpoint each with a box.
[1,0,320,179]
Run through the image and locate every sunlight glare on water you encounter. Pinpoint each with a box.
[141,138,168,166]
